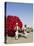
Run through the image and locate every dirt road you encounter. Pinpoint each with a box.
[7,32,33,44]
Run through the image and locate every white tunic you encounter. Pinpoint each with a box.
[15,26,18,36]
[15,26,18,39]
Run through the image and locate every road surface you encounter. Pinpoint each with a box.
[7,32,33,44]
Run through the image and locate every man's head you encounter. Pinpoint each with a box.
[16,23,18,26]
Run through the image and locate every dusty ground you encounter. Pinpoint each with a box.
[7,32,33,44]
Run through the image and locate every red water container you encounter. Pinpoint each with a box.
[6,15,23,36]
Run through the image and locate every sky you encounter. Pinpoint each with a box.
[6,2,33,27]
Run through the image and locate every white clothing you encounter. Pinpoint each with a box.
[15,26,19,39]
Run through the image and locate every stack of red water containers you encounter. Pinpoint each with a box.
[6,15,23,36]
